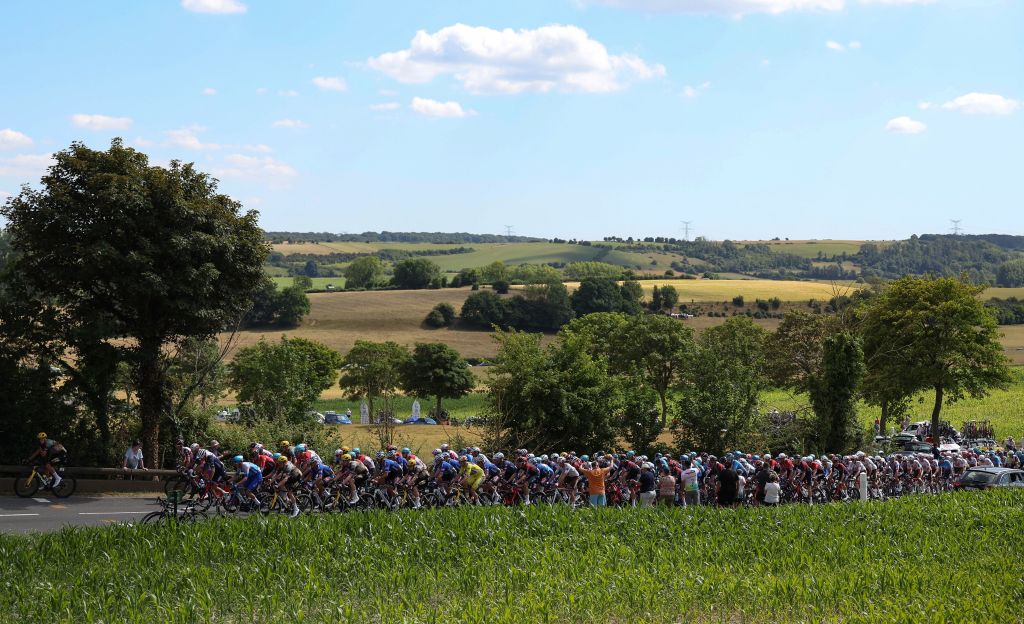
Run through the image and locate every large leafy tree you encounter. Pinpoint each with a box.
[860,276,1011,443]
[338,341,411,420]
[809,332,865,452]
[401,342,474,417]
[486,329,620,452]
[674,317,768,454]
[1,140,267,465]
[392,258,441,289]
[344,256,383,289]
[617,314,695,427]
[229,336,342,424]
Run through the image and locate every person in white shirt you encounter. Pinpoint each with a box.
[123,440,146,471]
[763,472,781,506]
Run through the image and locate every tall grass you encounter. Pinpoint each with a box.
[1,491,1021,623]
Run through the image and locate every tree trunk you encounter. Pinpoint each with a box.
[435,395,443,420]
[659,391,668,428]
[930,383,944,446]
[879,399,888,440]
[137,339,166,469]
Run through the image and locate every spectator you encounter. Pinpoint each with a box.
[123,440,146,471]
[657,466,676,506]
[638,463,657,507]
[763,472,781,506]
[717,463,739,508]
[580,458,611,507]
[679,460,700,507]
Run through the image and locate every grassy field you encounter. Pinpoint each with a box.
[1,491,1020,622]
[739,239,868,258]
[229,282,1024,364]
[271,241,671,272]
[983,287,1024,299]
[271,276,345,290]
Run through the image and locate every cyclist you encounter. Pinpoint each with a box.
[374,451,403,506]
[27,433,68,489]
[230,455,263,507]
[457,455,485,504]
[271,454,303,517]
[338,453,369,505]
[192,445,227,484]
[175,439,193,469]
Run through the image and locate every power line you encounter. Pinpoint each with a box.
[503,225,514,238]
[950,219,962,236]
[681,221,692,242]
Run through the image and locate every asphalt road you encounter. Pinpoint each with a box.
[0,494,158,533]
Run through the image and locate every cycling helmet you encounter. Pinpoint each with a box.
[232,455,243,463]
[448,451,458,459]
[275,455,288,463]
[272,453,282,460]
[295,443,306,453]
[190,443,200,452]
[402,447,411,455]
[351,448,360,455]
[459,455,469,463]
[209,439,219,447]
[376,451,385,459]
[432,448,441,456]
[341,446,350,453]
[334,449,344,456]
[471,446,481,453]
[440,444,449,452]
[493,452,504,461]
[341,454,352,461]
[37,432,47,439]
[279,440,290,448]
[581,455,589,462]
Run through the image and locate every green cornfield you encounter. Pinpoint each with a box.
[1,491,1022,623]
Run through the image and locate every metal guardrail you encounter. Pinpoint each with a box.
[0,465,178,479]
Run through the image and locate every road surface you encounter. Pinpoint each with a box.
[0,494,158,533]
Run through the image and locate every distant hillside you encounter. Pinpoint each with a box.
[264,231,546,244]
[854,234,1021,283]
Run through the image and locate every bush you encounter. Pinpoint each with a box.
[732,295,745,307]
[493,280,510,294]
[424,302,456,328]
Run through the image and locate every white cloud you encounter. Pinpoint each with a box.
[918,101,933,110]
[202,87,218,96]
[256,87,268,95]
[312,76,347,92]
[885,116,927,134]
[165,125,221,150]
[941,92,1020,115]
[370,102,401,111]
[682,81,710,98]
[279,89,299,97]
[181,0,247,14]
[272,119,308,129]
[71,113,133,130]
[580,0,931,15]
[0,128,33,150]
[369,23,665,94]
[826,40,860,52]
[410,97,475,118]
[579,0,843,17]
[0,153,55,178]
[214,154,297,182]
[132,136,155,147]
[243,144,273,153]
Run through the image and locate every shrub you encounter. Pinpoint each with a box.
[424,302,456,328]
[493,280,510,294]
[732,295,745,307]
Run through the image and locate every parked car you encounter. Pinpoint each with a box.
[323,411,353,425]
[403,417,437,425]
[954,467,1024,490]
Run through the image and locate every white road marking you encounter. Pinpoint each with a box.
[32,498,51,504]
[78,511,147,515]
[0,513,41,517]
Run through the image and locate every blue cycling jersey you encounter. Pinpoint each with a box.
[316,463,334,478]
[382,459,400,475]
[537,463,554,477]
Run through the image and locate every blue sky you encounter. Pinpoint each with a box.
[1,0,1021,240]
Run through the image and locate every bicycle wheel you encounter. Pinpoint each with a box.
[53,475,77,498]
[13,473,40,498]
[141,511,167,525]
